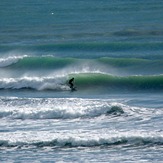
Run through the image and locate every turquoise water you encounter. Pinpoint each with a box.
[0,1,163,162]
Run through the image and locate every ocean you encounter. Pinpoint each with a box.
[0,0,163,162]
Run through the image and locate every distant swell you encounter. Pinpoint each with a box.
[1,55,163,77]
[1,56,163,71]
[1,42,163,53]
[3,56,76,69]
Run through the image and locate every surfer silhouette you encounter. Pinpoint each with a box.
[69,78,74,89]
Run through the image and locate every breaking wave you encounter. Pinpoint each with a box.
[0,55,27,68]
[0,55,163,92]
[0,73,163,91]
[0,132,162,148]
[0,76,69,91]
[0,98,125,119]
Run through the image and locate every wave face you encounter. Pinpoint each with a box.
[1,56,76,69]
[73,73,163,91]
[0,55,163,92]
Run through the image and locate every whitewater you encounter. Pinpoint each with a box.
[1,0,163,162]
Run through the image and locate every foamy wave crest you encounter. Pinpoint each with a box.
[0,76,68,90]
[0,98,124,119]
[0,131,162,148]
[0,55,27,67]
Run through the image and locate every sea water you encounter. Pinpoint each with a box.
[0,0,163,162]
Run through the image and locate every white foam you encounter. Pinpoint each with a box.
[0,76,69,90]
[0,130,162,148]
[0,98,124,119]
[0,55,27,67]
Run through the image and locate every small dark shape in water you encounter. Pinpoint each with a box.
[107,106,124,116]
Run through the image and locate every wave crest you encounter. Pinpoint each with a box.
[0,133,162,148]
[0,55,27,68]
[0,98,125,119]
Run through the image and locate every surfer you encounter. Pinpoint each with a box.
[68,77,74,89]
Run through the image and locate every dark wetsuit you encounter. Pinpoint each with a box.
[69,78,74,89]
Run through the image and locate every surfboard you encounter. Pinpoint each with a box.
[71,87,77,91]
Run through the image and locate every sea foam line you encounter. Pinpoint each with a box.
[0,98,125,119]
[0,76,69,90]
[0,131,162,148]
[0,55,28,67]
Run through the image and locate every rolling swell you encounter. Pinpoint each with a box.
[0,56,76,69]
[29,42,163,52]
[1,40,163,53]
[1,55,163,72]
